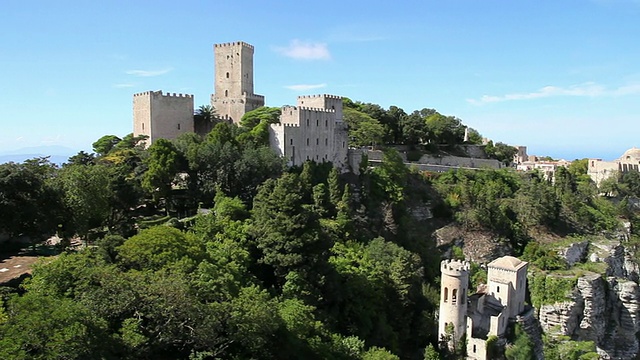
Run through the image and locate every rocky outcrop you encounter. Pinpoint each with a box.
[516,308,544,360]
[574,274,606,344]
[536,242,640,359]
[433,224,512,263]
[560,241,589,267]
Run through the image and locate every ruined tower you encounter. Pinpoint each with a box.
[210,41,264,123]
[438,259,470,349]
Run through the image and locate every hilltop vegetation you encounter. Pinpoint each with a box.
[1,100,640,359]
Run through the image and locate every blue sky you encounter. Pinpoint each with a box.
[1,0,639,160]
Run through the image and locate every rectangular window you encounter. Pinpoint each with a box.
[307,138,309,146]
[290,139,293,145]
[177,123,181,130]
[316,138,319,145]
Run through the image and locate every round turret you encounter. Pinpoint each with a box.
[438,259,470,350]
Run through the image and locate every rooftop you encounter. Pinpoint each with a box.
[488,256,527,271]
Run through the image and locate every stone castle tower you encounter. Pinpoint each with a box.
[438,259,470,346]
[133,90,194,146]
[269,94,350,170]
[210,41,264,123]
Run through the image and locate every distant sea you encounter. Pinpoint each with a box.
[0,146,79,166]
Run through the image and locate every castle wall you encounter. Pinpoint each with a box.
[297,94,343,122]
[133,91,194,146]
[269,95,350,171]
[211,41,264,123]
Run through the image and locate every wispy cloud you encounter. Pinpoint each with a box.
[275,40,331,60]
[125,67,173,77]
[15,136,24,142]
[467,82,640,105]
[285,83,327,91]
[113,83,135,88]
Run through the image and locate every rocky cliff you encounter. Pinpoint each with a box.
[536,237,640,359]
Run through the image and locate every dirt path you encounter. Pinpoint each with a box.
[0,255,40,284]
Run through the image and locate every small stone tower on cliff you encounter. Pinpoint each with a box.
[438,259,470,349]
[210,41,264,124]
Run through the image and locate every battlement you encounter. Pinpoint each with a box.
[441,259,470,276]
[214,41,254,50]
[297,94,342,100]
[281,105,336,113]
[134,90,193,99]
[272,122,301,128]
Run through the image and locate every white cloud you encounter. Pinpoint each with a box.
[275,40,331,60]
[285,83,327,91]
[467,82,640,105]
[125,67,173,77]
[113,83,135,88]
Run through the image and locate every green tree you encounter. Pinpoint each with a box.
[0,293,113,359]
[251,173,330,278]
[400,110,429,145]
[59,163,113,239]
[505,324,535,360]
[0,158,65,241]
[344,107,385,147]
[424,113,464,145]
[239,106,281,129]
[142,138,181,204]
[485,141,517,166]
[65,150,95,166]
[117,226,205,272]
[92,134,122,156]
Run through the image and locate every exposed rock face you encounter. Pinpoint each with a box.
[433,224,512,263]
[560,241,589,267]
[536,243,640,359]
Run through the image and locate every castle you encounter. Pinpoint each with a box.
[132,41,354,172]
[439,256,528,359]
[587,147,640,186]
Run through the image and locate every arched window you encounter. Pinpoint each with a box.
[306,138,309,146]
[290,139,293,145]
[225,90,228,97]
[452,289,458,304]
[316,138,319,145]
[444,287,449,303]
[142,123,144,130]
[316,119,319,126]
[226,72,229,79]
[497,286,500,293]
[325,138,328,146]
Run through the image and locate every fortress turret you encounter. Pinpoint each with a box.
[438,259,470,350]
[210,41,264,123]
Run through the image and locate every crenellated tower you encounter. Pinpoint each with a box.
[210,41,264,123]
[438,259,470,350]
[133,90,194,147]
